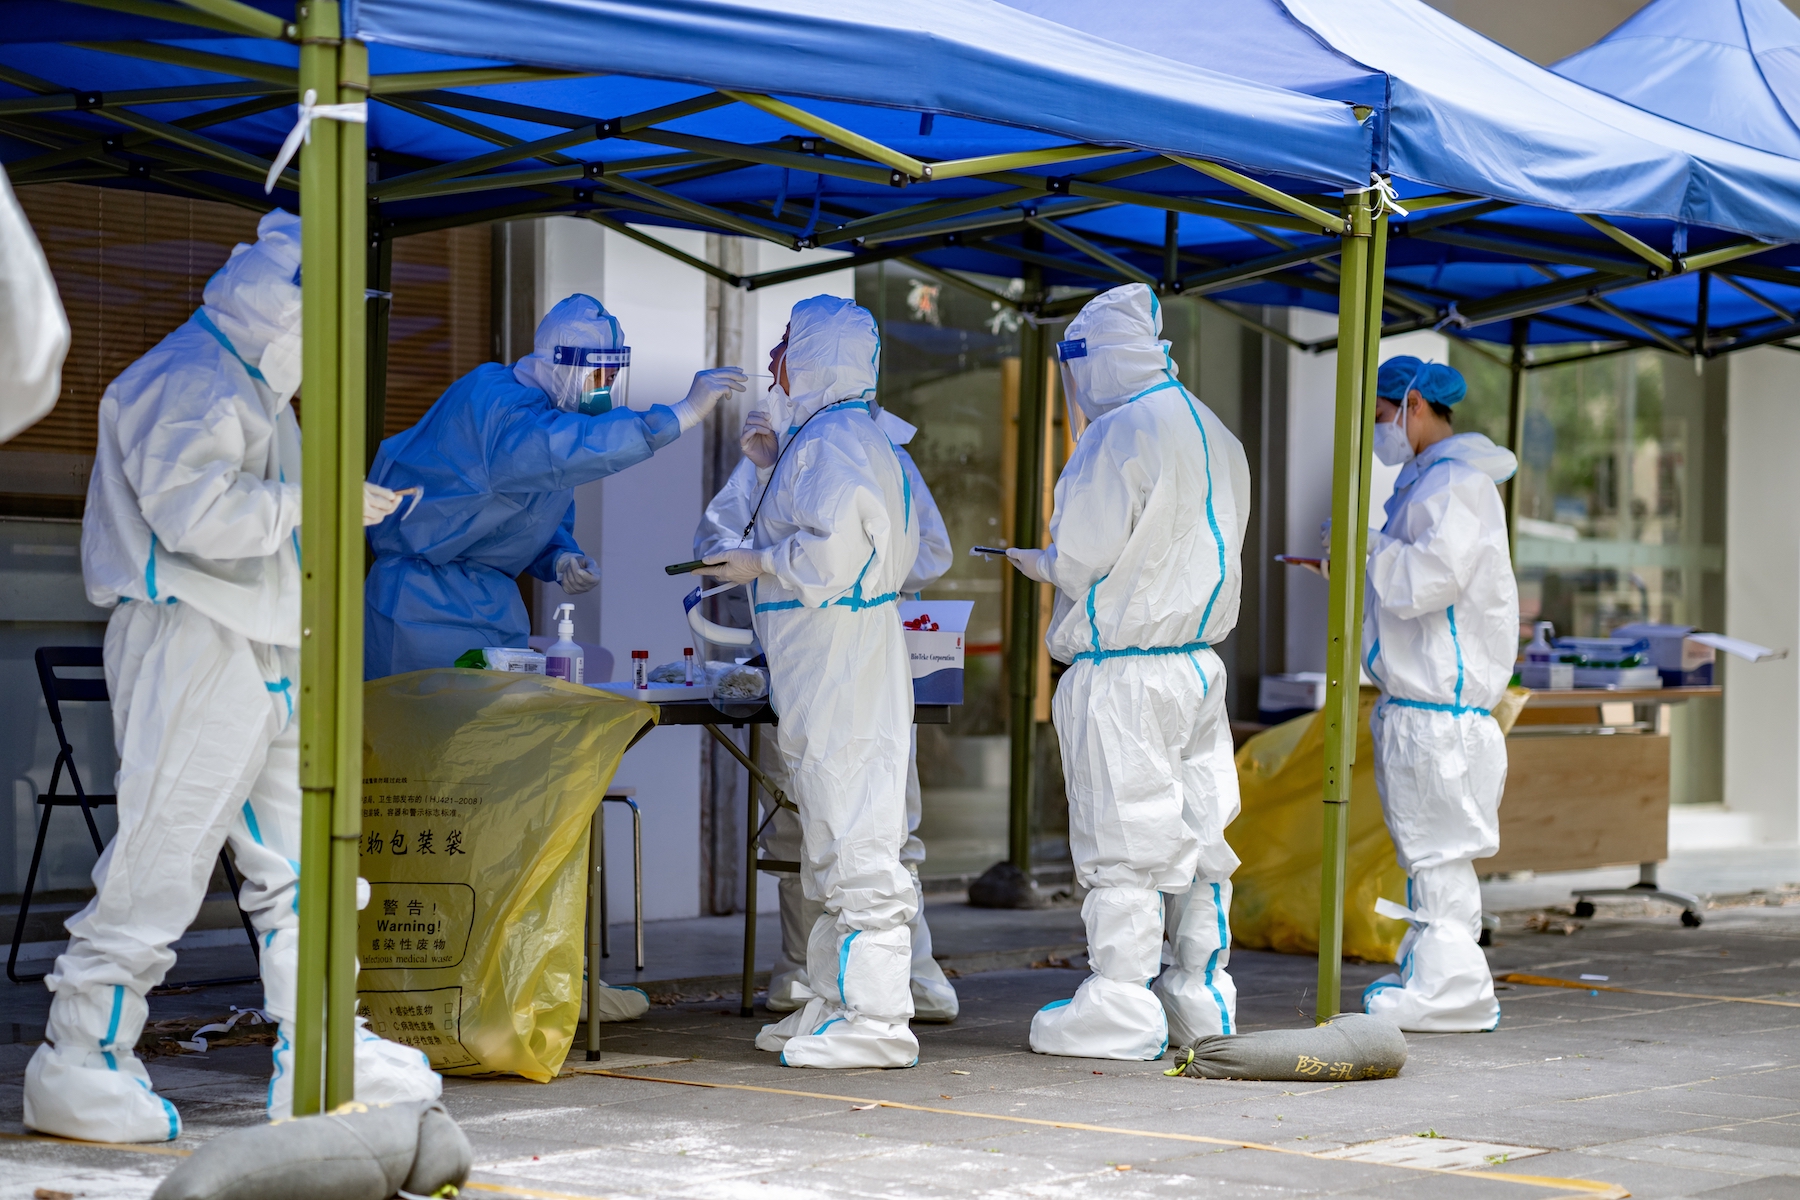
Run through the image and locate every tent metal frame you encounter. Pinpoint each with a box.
[11,0,1800,1102]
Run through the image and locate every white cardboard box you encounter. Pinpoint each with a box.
[898,600,973,705]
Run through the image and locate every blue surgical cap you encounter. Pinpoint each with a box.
[1375,355,1423,401]
[1413,362,1467,407]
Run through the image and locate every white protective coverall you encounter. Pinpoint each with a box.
[1361,431,1518,1032]
[1026,284,1250,1060]
[26,210,440,1143]
[0,165,69,443]
[695,406,957,1023]
[731,295,921,1069]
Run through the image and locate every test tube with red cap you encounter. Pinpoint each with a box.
[632,650,648,689]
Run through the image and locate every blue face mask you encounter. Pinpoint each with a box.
[577,387,614,416]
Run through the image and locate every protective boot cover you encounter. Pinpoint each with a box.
[580,976,651,1024]
[1363,862,1499,1032]
[906,867,959,1023]
[1154,879,1237,1045]
[150,1099,471,1200]
[1031,976,1168,1061]
[24,983,178,1143]
[1169,1013,1407,1081]
[757,917,918,1068]
[1031,887,1168,1060]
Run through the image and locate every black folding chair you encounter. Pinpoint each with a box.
[7,647,261,987]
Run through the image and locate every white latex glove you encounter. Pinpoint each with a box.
[556,552,601,594]
[705,547,766,585]
[1006,547,1053,585]
[740,410,779,469]
[670,366,749,433]
[362,481,402,526]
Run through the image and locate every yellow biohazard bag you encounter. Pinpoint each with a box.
[357,669,652,1081]
[1227,685,1527,963]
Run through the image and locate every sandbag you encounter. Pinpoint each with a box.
[359,670,652,1081]
[151,1100,472,1200]
[1228,686,1527,962]
[1165,1012,1407,1082]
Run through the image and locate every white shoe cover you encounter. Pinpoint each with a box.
[766,969,811,1013]
[267,1018,443,1119]
[911,963,959,1023]
[906,869,959,1023]
[1363,919,1499,1033]
[759,998,918,1069]
[23,1042,181,1143]
[1154,879,1237,1045]
[781,1013,917,1069]
[755,995,819,1052]
[752,993,914,1065]
[1030,974,1168,1061]
[580,977,651,1024]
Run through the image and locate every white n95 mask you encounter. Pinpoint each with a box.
[1373,413,1413,466]
[259,331,302,405]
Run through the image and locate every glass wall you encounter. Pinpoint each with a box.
[1449,341,1727,804]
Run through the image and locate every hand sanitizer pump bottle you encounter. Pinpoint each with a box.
[546,602,584,685]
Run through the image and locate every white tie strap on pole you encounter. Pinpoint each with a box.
[263,88,368,193]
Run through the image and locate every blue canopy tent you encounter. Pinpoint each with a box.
[1,0,1399,1102]
[13,0,1800,1086]
[1001,0,1800,363]
[1555,0,1800,356]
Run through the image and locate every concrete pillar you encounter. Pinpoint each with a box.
[1725,347,1800,844]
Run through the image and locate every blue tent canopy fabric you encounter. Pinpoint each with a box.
[2,0,1800,358]
[1556,0,1800,161]
[342,0,1374,191]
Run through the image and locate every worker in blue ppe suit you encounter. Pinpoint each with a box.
[1003,283,1250,1060]
[364,294,746,678]
[1360,359,1518,1033]
[704,295,921,1069]
[694,403,958,1024]
[28,209,439,1143]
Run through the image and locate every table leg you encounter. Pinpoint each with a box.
[740,723,760,1019]
[587,805,604,1061]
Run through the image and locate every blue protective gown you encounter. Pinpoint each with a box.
[364,361,679,678]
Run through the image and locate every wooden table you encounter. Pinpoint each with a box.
[1478,685,1720,925]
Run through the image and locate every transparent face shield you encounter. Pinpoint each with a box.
[1057,335,1087,431]
[552,344,631,414]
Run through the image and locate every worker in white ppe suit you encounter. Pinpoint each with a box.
[1003,283,1249,1060]
[695,403,957,1023]
[26,209,439,1143]
[0,165,69,443]
[1359,359,1517,1033]
[703,295,921,1069]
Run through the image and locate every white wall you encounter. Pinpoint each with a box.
[1725,347,1800,843]
[1283,311,1444,672]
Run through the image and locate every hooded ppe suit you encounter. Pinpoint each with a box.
[1027,284,1250,1061]
[29,210,439,1143]
[1360,364,1518,1033]
[365,294,696,678]
[721,295,920,1069]
[696,405,956,1024]
[0,164,69,444]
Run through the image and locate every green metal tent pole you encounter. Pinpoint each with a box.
[1315,192,1386,1022]
[1504,319,1528,552]
[294,0,365,1114]
[1007,258,1049,874]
